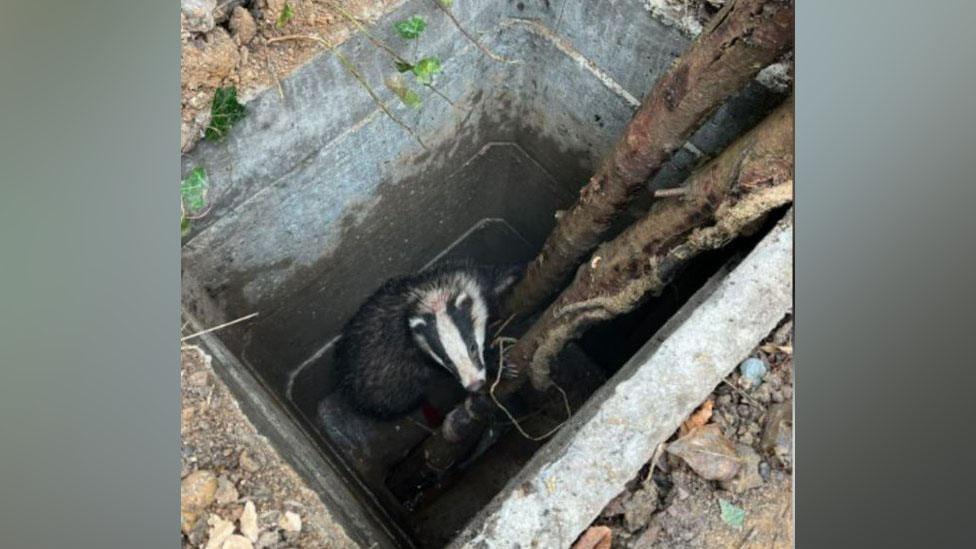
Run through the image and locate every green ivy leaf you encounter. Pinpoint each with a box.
[205,87,247,141]
[276,2,295,29]
[394,16,427,39]
[440,0,455,7]
[394,60,414,73]
[181,167,209,215]
[181,215,192,237]
[412,57,442,85]
[718,499,745,530]
[385,77,422,109]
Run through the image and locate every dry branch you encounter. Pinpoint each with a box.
[502,0,794,318]
[387,95,794,500]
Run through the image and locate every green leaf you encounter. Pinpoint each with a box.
[205,87,247,141]
[718,499,746,530]
[181,167,209,215]
[439,0,455,7]
[394,60,414,73]
[276,2,295,29]
[385,77,422,108]
[394,16,427,39]
[181,216,192,237]
[412,57,442,85]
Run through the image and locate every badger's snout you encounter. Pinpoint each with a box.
[466,379,485,392]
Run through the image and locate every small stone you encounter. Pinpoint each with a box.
[722,444,764,493]
[771,390,784,403]
[181,470,219,533]
[622,484,658,532]
[716,394,732,407]
[739,357,767,387]
[255,531,281,548]
[761,403,793,469]
[240,500,259,542]
[739,433,754,445]
[239,450,261,473]
[758,461,771,481]
[205,514,235,549]
[229,7,257,44]
[215,476,239,505]
[221,534,255,549]
[279,511,302,533]
[782,386,793,400]
[737,404,751,417]
[182,0,217,34]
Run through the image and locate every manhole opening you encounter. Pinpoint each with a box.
[181,2,787,546]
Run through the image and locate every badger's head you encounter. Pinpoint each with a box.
[408,275,489,392]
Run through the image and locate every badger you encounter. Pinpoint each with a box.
[334,261,522,419]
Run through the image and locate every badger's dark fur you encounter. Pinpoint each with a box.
[334,261,521,419]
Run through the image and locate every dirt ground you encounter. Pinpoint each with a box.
[580,314,794,549]
[181,0,401,153]
[180,346,357,549]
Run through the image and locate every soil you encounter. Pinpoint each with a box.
[584,313,794,548]
[181,0,402,153]
[180,346,356,548]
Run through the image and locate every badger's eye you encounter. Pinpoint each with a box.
[468,341,479,354]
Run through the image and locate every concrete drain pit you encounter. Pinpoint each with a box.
[181,1,790,547]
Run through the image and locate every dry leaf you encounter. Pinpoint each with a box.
[572,525,612,549]
[679,398,714,436]
[666,424,742,481]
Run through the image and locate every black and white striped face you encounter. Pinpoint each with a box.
[409,279,489,392]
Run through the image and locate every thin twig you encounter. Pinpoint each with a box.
[721,378,764,408]
[431,0,520,64]
[266,55,286,101]
[268,34,428,150]
[488,339,571,441]
[406,417,436,434]
[181,312,260,342]
[326,1,459,109]
[490,313,517,343]
[653,187,688,198]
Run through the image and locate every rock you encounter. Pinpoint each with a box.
[622,482,659,532]
[188,370,209,386]
[182,470,219,533]
[229,7,257,45]
[215,0,248,23]
[182,0,217,34]
[221,534,254,549]
[722,444,764,493]
[181,28,241,92]
[571,525,612,549]
[240,500,259,542]
[739,357,767,387]
[205,514,236,549]
[666,424,742,482]
[215,476,239,505]
[255,531,281,549]
[599,491,628,518]
[632,522,662,546]
[239,450,261,473]
[279,511,302,533]
[761,402,793,469]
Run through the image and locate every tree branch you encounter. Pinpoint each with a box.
[502,0,794,319]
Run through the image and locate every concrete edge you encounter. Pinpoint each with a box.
[451,210,794,548]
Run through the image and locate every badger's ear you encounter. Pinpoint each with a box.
[408,316,427,330]
[492,264,524,296]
